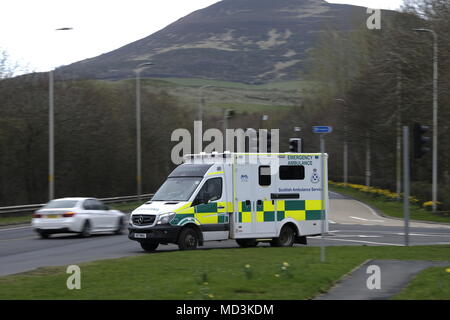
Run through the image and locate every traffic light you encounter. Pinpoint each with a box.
[413,123,430,159]
[289,138,302,153]
[266,130,272,152]
[224,109,235,119]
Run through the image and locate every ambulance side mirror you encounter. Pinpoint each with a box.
[208,196,219,203]
[193,195,208,206]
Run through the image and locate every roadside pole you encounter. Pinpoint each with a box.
[313,126,332,262]
[49,70,54,201]
[403,126,410,246]
[320,133,326,262]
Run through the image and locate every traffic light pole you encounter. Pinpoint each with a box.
[432,33,438,213]
[412,28,438,213]
[403,126,410,246]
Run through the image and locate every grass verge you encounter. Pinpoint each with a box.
[331,185,450,224]
[0,245,449,299]
[0,214,33,226]
[151,77,310,91]
[0,202,143,227]
[393,266,450,300]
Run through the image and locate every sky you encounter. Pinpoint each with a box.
[0,0,404,74]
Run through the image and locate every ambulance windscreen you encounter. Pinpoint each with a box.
[152,177,202,201]
[169,164,213,178]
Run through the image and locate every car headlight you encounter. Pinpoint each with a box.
[157,212,176,225]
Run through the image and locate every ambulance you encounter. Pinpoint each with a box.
[128,152,328,251]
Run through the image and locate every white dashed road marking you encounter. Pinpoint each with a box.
[349,216,385,223]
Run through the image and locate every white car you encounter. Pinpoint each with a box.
[32,197,126,238]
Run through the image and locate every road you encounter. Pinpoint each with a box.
[312,191,450,247]
[1,192,449,276]
[316,259,450,300]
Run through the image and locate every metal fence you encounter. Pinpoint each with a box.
[0,194,154,216]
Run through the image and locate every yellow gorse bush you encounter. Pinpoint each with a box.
[422,201,442,208]
[329,181,421,205]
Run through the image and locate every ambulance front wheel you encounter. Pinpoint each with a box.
[178,227,199,250]
[271,225,295,247]
[236,239,258,248]
[140,241,159,252]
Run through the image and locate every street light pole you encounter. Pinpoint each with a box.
[198,85,213,122]
[196,85,214,155]
[366,132,371,187]
[413,28,438,212]
[49,27,73,201]
[49,70,54,200]
[335,99,348,186]
[135,62,154,201]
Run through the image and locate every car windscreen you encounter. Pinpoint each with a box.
[152,177,202,201]
[43,200,78,209]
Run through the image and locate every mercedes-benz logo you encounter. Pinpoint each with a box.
[138,215,144,225]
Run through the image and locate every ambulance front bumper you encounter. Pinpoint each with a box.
[128,225,181,243]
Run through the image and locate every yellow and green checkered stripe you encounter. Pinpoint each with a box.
[171,201,232,226]
[171,200,323,226]
[237,200,323,223]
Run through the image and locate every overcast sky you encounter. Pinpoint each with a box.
[0,0,404,74]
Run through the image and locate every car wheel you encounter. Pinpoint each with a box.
[140,241,159,252]
[79,221,92,238]
[178,227,198,251]
[270,225,295,247]
[236,239,258,248]
[114,217,124,235]
[38,231,50,239]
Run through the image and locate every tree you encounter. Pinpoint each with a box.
[0,49,18,79]
[296,0,450,208]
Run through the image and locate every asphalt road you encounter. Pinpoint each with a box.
[1,191,449,277]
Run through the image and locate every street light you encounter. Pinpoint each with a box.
[413,28,439,212]
[49,27,73,201]
[224,109,235,133]
[335,98,348,186]
[135,62,154,201]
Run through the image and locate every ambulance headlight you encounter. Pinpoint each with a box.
[157,212,176,225]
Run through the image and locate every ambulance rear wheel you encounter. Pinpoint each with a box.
[178,227,198,250]
[236,239,258,248]
[271,225,295,247]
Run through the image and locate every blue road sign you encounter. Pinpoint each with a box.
[313,126,333,134]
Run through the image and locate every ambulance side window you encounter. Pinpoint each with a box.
[259,166,271,186]
[279,165,305,180]
[193,178,222,205]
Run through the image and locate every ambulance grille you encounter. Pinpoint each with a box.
[132,215,156,226]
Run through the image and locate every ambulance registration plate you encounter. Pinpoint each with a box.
[134,233,147,239]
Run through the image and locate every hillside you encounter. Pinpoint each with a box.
[61,0,385,83]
